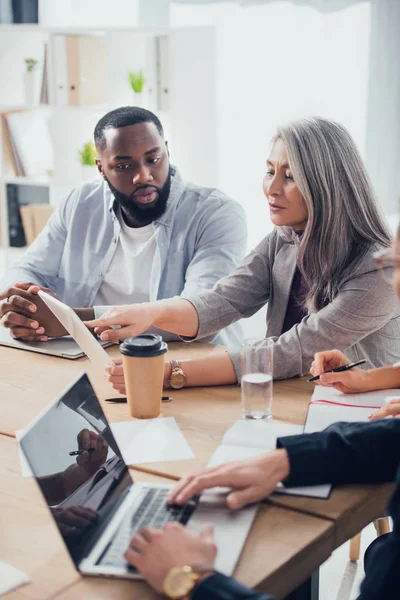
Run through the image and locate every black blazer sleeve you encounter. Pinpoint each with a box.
[192,573,274,600]
[277,419,400,487]
[358,464,400,598]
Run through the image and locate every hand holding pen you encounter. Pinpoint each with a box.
[309,350,369,394]
[308,359,367,382]
[71,429,109,477]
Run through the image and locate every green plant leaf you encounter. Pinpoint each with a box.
[78,141,97,166]
[24,58,38,73]
[128,70,146,93]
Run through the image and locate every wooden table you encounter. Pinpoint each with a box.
[0,342,393,598]
[0,435,333,600]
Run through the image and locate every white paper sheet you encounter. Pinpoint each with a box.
[111,417,195,464]
[305,402,374,434]
[207,420,331,499]
[312,385,400,408]
[221,419,302,450]
[0,560,30,596]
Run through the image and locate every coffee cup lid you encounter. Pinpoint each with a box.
[119,334,168,357]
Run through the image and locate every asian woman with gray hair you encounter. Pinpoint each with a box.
[86,116,400,388]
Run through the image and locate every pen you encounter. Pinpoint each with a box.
[104,396,172,403]
[69,448,95,456]
[308,358,367,383]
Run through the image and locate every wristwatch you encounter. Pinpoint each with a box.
[168,360,187,389]
[163,564,214,599]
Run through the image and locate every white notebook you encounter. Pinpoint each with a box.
[305,401,373,433]
[207,420,332,499]
[312,385,400,409]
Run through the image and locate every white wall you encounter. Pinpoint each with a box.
[39,0,139,28]
[171,1,372,252]
[168,28,218,187]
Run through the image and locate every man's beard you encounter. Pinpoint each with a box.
[105,167,172,226]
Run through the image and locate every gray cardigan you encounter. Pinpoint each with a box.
[183,229,400,380]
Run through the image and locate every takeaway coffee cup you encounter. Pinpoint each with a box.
[120,334,168,419]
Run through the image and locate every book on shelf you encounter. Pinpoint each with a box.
[1,108,53,178]
[6,184,26,247]
[0,0,38,24]
[19,203,54,245]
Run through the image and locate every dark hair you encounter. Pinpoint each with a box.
[94,106,164,151]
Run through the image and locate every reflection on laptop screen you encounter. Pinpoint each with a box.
[20,373,133,566]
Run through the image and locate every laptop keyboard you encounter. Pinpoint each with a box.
[97,487,198,570]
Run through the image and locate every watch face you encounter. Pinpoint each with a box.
[171,370,186,389]
[165,566,194,598]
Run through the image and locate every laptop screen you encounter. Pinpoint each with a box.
[20,373,133,566]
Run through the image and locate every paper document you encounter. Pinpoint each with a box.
[0,560,30,595]
[312,385,400,408]
[305,402,373,434]
[110,417,194,464]
[207,420,331,499]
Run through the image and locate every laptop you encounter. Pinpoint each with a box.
[19,373,258,578]
[0,327,112,361]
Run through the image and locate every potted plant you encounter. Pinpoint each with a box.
[24,58,38,105]
[78,140,98,181]
[128,70,146,107]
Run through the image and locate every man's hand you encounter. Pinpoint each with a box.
[84,303,158,343]
[167,449,290,510]
[0,283,67,340]
[124,522,217,594]
[51,506,97,541]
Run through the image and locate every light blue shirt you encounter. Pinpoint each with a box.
[1,168,247,346]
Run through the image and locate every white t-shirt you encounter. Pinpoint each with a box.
[94,210,157,309]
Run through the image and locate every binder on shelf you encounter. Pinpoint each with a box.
[6,184,26,247]
[19,204,54,245]
[4,108,53,178]
[52,35,69,106]
[11,0,38,23]
[51,34,106,107]
[40,44,49,105]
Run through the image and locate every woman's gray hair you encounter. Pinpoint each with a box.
[276,116,391,312]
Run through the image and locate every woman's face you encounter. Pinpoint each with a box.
[263,139,308,231]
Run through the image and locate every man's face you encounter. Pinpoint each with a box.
[96,122,171,226]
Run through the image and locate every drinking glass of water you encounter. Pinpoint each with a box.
[240,338,273,420]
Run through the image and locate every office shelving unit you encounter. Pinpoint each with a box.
[0,0,219,252]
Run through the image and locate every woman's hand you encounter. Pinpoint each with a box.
[105,358,171,394]
[167,449,290,510]
[84,303,160,343]
[105,358,126,394]
[124,522,217,594]
[310,349,370,393]
[369,398,400,420]
[310,349,350,377]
